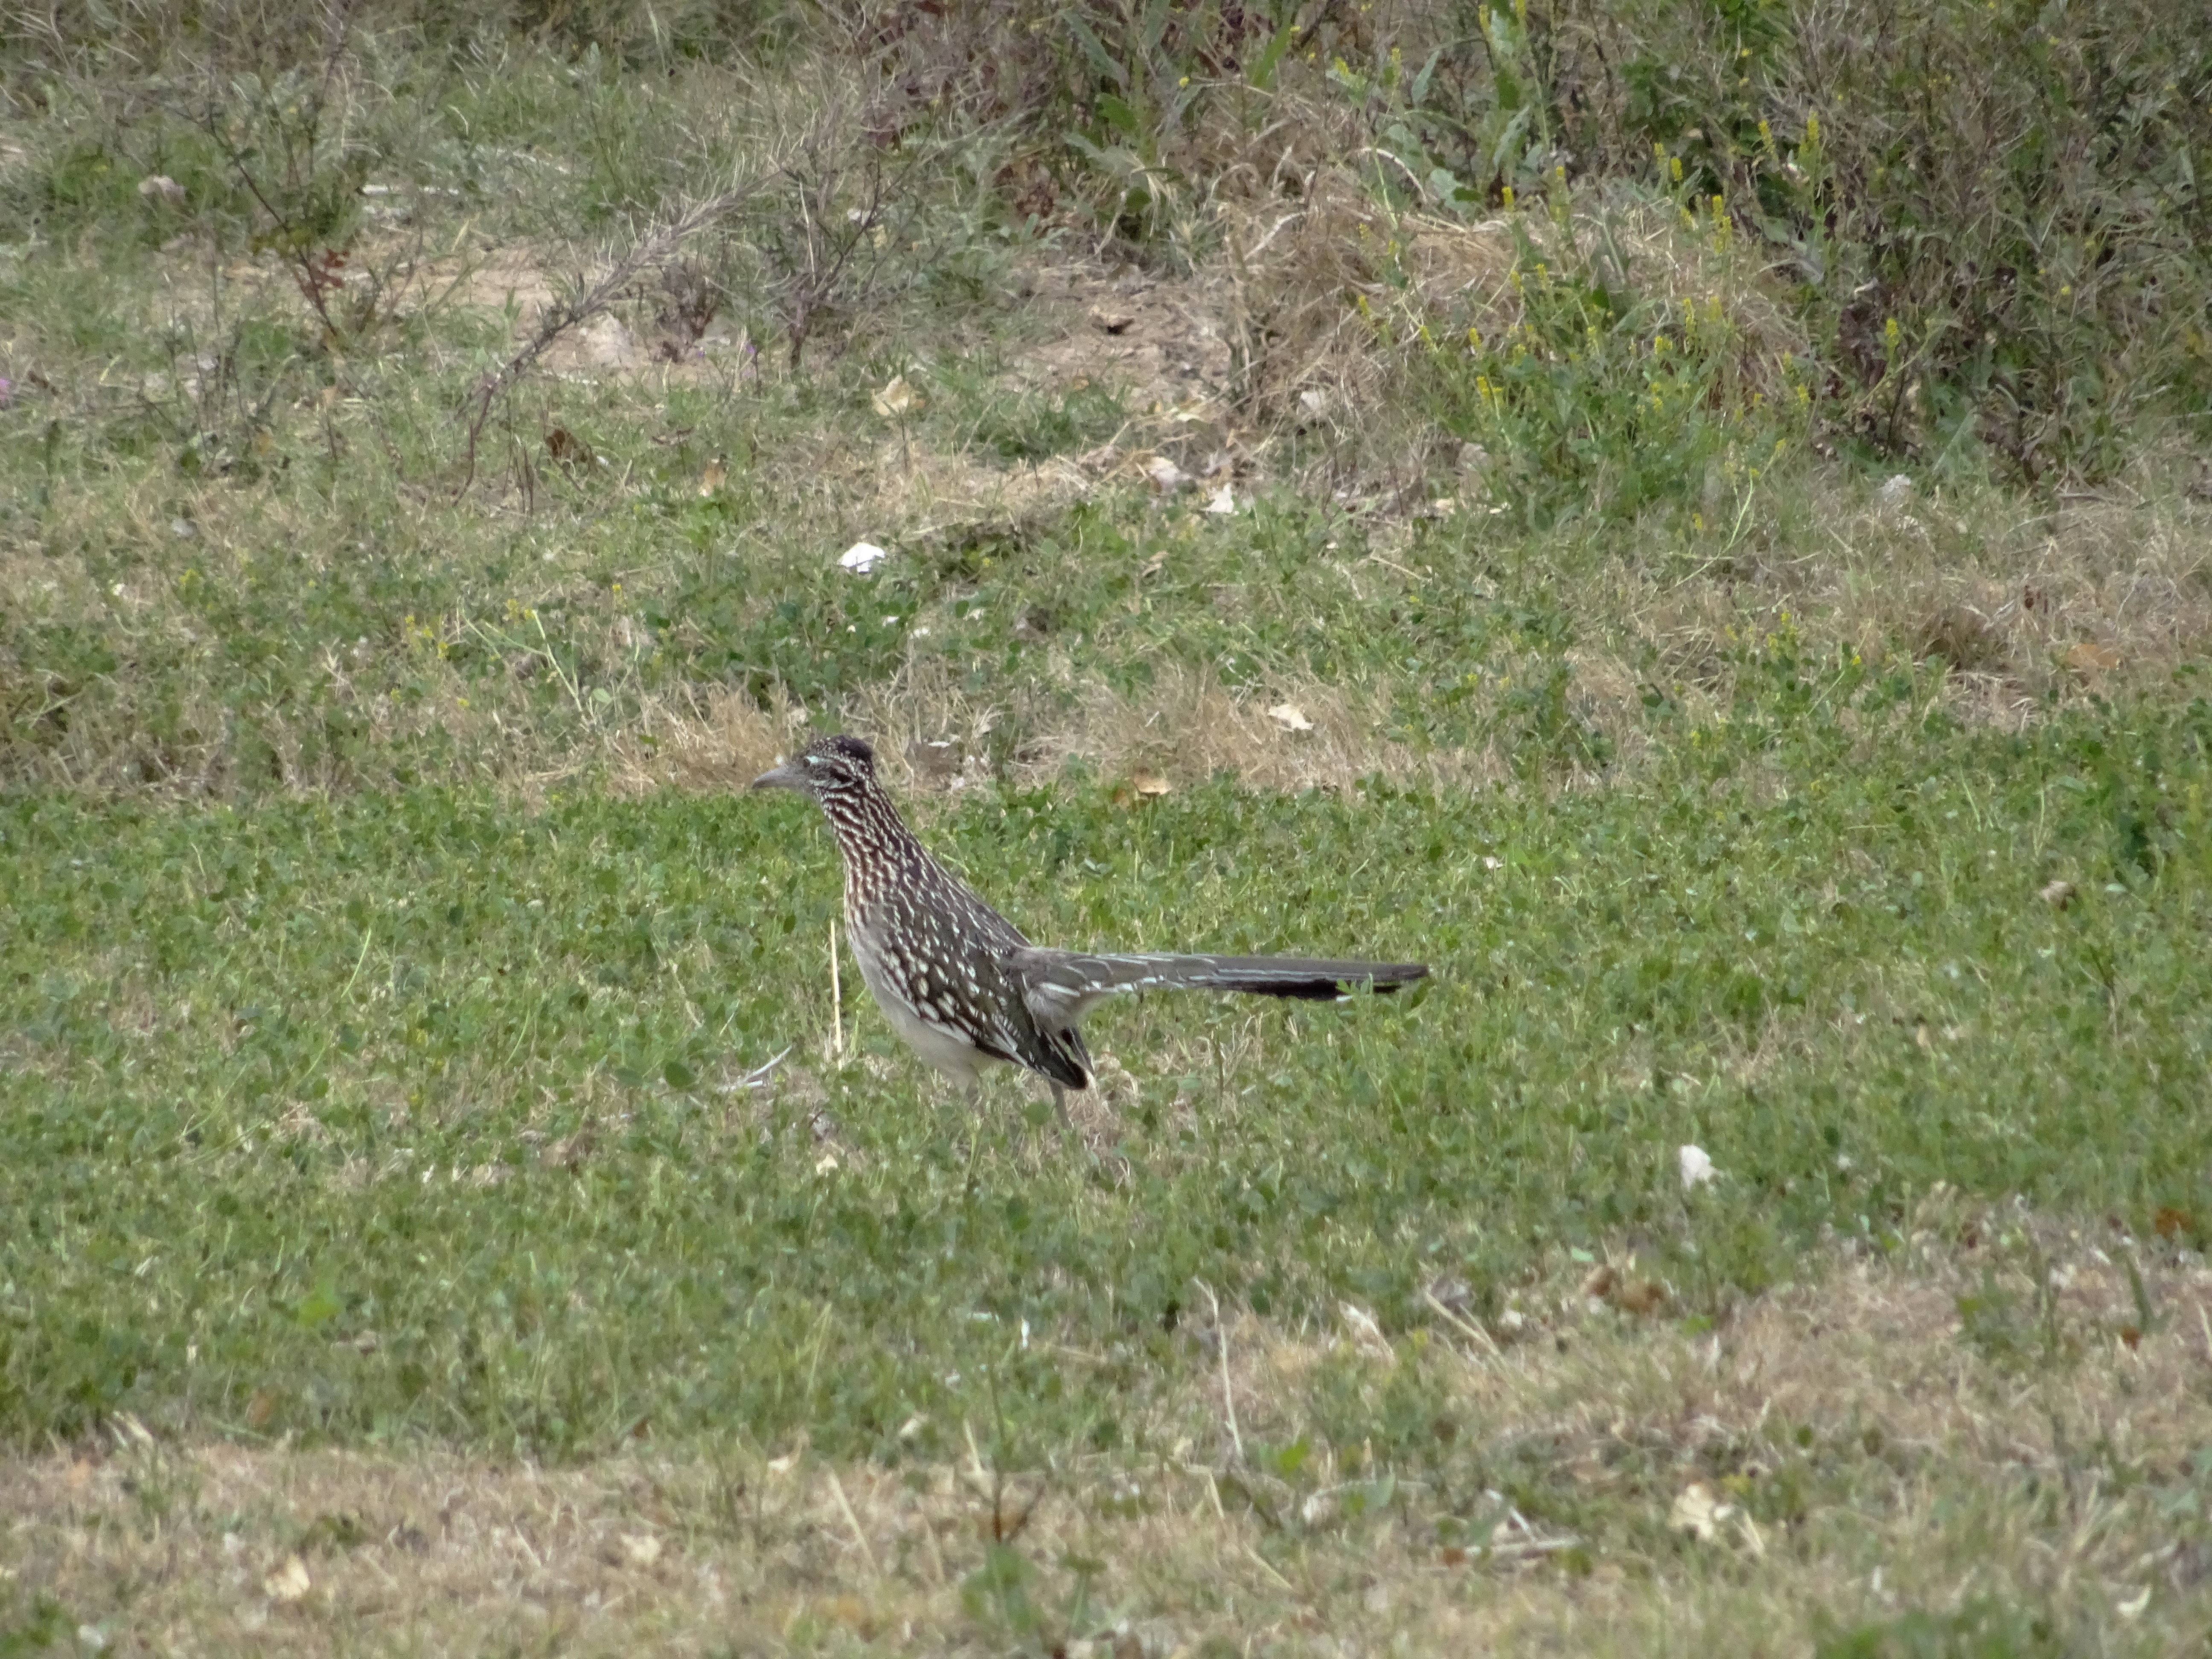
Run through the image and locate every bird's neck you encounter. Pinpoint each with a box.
[820,786,932,911]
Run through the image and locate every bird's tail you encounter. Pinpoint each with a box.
[1012,949,1426,1027]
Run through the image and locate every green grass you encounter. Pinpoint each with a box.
[7,691,2206,1464]
[5,15,2212,1650]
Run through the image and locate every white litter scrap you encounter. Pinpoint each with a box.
[1679,1144,1717,1190]
[1265,703,1313,733]
[838,541,889,574]
[1204,483,1236,514]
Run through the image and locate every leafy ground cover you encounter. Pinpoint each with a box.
[3,3,2211,1652]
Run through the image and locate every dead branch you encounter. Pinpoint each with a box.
[454,167,784,495]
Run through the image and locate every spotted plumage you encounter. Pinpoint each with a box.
[753,733,1428,1121]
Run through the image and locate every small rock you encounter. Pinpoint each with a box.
[579,314,637,370]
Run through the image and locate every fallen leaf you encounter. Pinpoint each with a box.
[872,374,920,417]
[545,427,592,466]
[1679,1144,1717,1190]
[1140,454,1192,492]
[699,457,726,496]
[138,174,186,207]
[1340,1301,1392,1360]
[821,1594,882,1637]
[264,1555,311,1602]
[838,542,888,574]
[1132,772,1172,798]
[1612,1279,1668,1316]
[2153,1206,2193,1240]
[245,1389,277,1429]
[1266,702,1313,733]
[2065,641,2121,674]
[1088,307,1136,335]
[1669,1482,1725,1542]
[1205,483,1236,514]
[2038,879,2076,909]
[619,1533,662,1568]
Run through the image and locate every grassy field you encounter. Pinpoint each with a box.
[4,4,2212,1653]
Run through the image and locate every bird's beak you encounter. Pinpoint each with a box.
[750,759,807,793]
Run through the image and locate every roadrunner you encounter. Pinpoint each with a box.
[753,734,1427,1119]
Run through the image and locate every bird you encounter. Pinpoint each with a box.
[751,733,1428,1126]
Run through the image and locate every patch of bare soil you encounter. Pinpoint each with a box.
[1010,259,1237,418]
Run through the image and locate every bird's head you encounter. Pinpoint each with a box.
[750,733,878,802]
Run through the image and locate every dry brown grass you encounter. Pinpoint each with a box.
[608,682,792,797]
[1621,474,2212,726]
[1018,661,1494,795]
[10,133,2209,811]
[7,1234,2208,1656]
[620,659,1511,803]
[602,461,2212,812]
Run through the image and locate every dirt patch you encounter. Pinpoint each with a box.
[1012,259,1237,419]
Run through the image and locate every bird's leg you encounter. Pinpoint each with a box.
[1049,1080,1074,1138]
[958,1084,987,1191]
